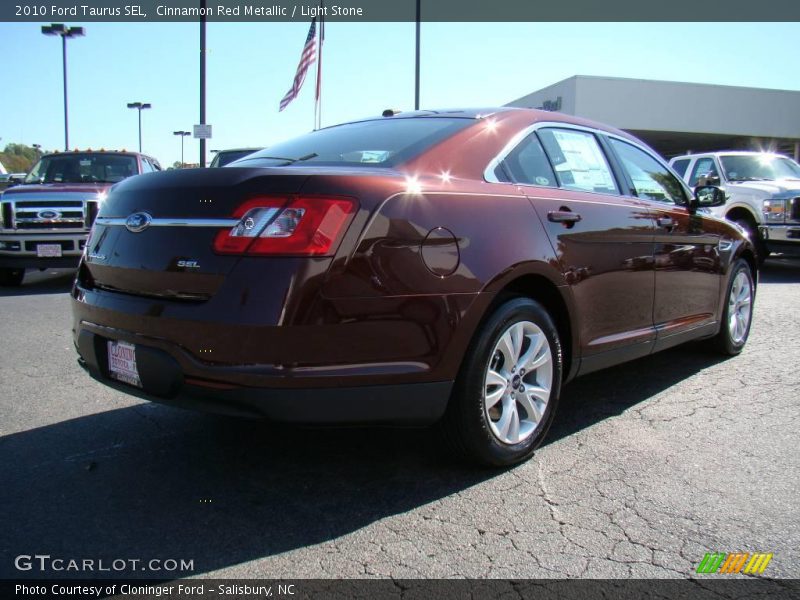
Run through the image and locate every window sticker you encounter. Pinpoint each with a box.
[550,130,617,193]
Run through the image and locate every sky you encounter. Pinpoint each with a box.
[1,21,799,167]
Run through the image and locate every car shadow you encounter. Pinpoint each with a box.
[547,343,727,445]
[0,269,75,297]
[759,256,800,284]
[1,344,728,579]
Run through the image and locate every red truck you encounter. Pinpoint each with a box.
[0,150,161,285]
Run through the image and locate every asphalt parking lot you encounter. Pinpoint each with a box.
[1,259,798,580]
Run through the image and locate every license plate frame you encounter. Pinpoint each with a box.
[107,340,142,388]
[36,244,63,258]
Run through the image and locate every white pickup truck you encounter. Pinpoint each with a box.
[669,151,800,262]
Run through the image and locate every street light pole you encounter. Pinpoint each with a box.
[200,0,207,168]
[415,0,420,111]
[41,24,85,151]
[126,102,152,152]
[62,34,68,148]
[173,131,190,167]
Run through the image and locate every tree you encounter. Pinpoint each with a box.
[0,143,40,174]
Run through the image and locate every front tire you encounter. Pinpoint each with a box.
[733,218,767,265]
[713,258,754,355]
[441,298,563,467]
[0,268,24,286]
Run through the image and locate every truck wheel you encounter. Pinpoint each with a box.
[0,268,24,286]
[733,219,767,266]
[440,297,563,467]
[712,259,754,356]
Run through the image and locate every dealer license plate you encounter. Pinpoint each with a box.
[37,244,62,257]
[107,340,142,388]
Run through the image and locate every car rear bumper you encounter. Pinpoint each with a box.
[75,325,452,425]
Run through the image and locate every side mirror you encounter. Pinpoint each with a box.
[692,185,726,209]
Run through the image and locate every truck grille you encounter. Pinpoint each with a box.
[7,199,86,230]
[791,197,800,222]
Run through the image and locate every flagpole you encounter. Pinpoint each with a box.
[315,3,324,130]
[313,65,319,132]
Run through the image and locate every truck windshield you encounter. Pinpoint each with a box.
[235,117,474,168]
[720,155,800,182]
[24,154,139,184]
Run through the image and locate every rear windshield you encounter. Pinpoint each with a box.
[234,117,474,168]
[25,154,139,184]
[211,149,261,167]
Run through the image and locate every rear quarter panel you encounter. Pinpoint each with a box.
[320,177,566,382]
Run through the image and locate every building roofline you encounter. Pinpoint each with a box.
[569,74,800,95]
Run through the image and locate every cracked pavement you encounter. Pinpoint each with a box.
[1,259,798,580]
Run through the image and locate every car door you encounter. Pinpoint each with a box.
[491,126,658,373]
[606,138,722,350]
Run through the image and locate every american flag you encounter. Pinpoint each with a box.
[279,18,317,112]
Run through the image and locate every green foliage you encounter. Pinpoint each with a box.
[0,143,41,174]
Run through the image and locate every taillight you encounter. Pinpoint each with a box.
[213,196,357,256]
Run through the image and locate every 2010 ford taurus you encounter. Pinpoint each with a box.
[72,108,757,466]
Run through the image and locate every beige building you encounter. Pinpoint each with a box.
[506,75,800,160]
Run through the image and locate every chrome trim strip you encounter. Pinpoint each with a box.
[15,218,84,223]
[484,121,611,184]
[482,120,689,199]
[12,206,83,212]
[484,124,541,184]
[95,217,239,228]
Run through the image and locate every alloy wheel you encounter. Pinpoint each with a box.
[483,321,553,445]
[728,270,752,345]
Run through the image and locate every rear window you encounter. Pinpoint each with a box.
[235,117,474,168]
[212,149,261,167]
[671,158,690,178]
[25,154,139,184]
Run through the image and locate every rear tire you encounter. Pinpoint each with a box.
[0,268,24,287]
[712,259,754,356]
[440,298,563,467]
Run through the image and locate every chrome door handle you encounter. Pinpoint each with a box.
[548,210,582,224]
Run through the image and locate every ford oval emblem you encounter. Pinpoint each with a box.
[125,212,152,233]
[37,209,61,220]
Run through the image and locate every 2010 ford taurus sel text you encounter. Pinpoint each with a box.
[71,108,757,466]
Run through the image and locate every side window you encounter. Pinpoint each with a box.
[499,133,557,187]
[688,157,720,187]
[538,128,618,194]
[609,139,686,204]
[671,158,690,178]
[139,157,153,174]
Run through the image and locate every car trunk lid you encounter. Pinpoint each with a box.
[83,167,312,300]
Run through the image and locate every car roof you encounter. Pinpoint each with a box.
[326,107,639,141]
[40,150,152,159]
[365,108,514,120]
[671,151,789,160]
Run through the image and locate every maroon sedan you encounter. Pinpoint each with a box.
[72,108,756,466]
